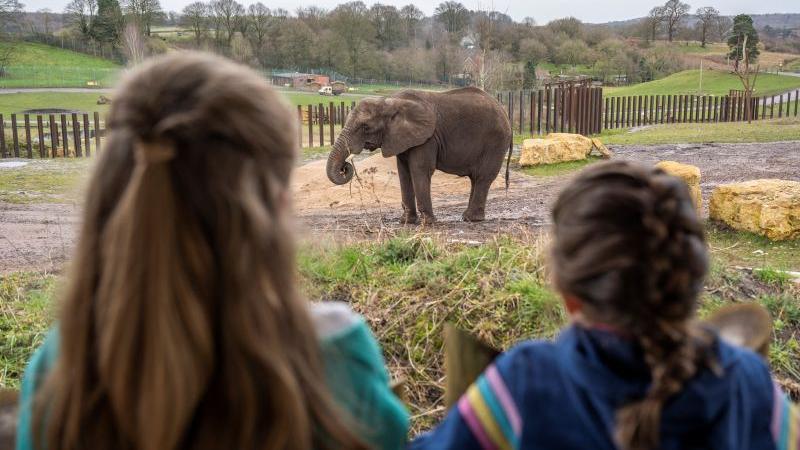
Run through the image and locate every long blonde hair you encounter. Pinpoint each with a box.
[35,52,368,450]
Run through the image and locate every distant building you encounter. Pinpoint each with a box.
[272,72,331,89]
[460,35,477,50]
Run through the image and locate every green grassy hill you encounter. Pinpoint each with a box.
[0,42,120,88]
[605,69,800,97]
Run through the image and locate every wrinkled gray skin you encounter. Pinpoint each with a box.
[326,87,512,223]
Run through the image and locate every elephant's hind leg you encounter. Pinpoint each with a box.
[462,177,493,222]
[397,155,418,224]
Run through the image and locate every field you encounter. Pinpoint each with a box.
[0,42,120,89]
[605,69,800,97]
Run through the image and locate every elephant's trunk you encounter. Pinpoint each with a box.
[326,133,354,185]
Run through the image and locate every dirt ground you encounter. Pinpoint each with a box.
[1,140,800,272]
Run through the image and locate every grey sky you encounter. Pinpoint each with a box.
[25,0,800,23]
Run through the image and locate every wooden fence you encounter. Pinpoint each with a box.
[296,100,356,148]
[498,88,800,137]
[0,112,103,158]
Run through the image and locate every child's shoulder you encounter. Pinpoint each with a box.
[714,337,773,389]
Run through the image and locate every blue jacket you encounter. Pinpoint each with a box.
[411,325,788,450]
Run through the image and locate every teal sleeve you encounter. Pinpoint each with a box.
[16,329,59,450]
[320,318,410,450]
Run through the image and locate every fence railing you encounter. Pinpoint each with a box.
[497,88,800,136]
[4,90,798,158]
[1,113,103,158]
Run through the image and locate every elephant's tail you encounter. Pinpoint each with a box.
[504,140,512,191]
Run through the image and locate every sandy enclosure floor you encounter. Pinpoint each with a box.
[1,140,800,272]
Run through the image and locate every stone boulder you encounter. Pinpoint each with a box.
[709,179,800,241]
[655,161,702,215]
[519,133,611,167]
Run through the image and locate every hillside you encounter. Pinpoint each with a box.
[0,42,119,88]
[601,13,800,30]
[605,69,800,97]
[0,42,119,68]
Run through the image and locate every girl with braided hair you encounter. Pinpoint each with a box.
[412,160,797,450]
[15,52,408,450]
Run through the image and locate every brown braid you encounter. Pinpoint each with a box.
[551,161,716,450]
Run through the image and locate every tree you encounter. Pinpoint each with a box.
[523,17,535,27]
[644,6,666,41]
[181,2,208,46]
[554,38,592,66]
[695,6,719,47]
[547,17,583,40]
[399,4,422,43]
[64,0,97,38]
[0,0,23,31]
[727,14,760,67]
[519,38,547,65]
[434,1,468,36]
[369,4,402,50]
[661,0,690,42]
[210,0,244,45]
[245,2,270,60]
[122,22,146,64]
[124,0,162,36]
[330,1,373,78]
[93,0,124,44]
[296,6,326,31]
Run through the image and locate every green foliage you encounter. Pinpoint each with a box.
[605,69,800,97]
[0,272,57,388]
[93,0,124,44]
[0,160,90,204]
[522,61,537,90]
[753,268,793,287]
[727,14,760,64]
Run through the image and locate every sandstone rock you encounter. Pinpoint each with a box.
[709,179,800,241]
[656,161,702,215]
[519,137,588,166]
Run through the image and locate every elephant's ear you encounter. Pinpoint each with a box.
[381,97,436,157]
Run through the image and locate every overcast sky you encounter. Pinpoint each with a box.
[25,0,800,23]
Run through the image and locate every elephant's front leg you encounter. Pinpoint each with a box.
[408,147,437,224]
[396,154,418,224]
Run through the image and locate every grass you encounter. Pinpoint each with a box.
[596,116,800,145]
[0,159,90,203]
[517,156,601,177]
[707,223,800,271]
[3,231,798,429]
[0,42,120,88]
[605,69,800,97]
[0,92,111,116]
[0,271,57,388]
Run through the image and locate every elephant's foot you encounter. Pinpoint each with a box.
[420,212,437,225]
[462,209,486,222]
[400,212,419,225]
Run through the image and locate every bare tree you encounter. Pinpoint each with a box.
[64,0,97,37]
[330,1,373,78]
[734,34,759,121]
[0,42,15,76]
[523,16,536,27]
[0,0,23,31]
[246,2,270,63]
[181,1,208,46]
[122,21,147,64]
[124,0,161,36]
[434,1,469,36]
[643,6,667,41]
[399,4,422,43]
[210,0,244,45]
[695,6,719,47]
[662,0,690,42]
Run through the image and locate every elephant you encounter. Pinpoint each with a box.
[326,87,513,224]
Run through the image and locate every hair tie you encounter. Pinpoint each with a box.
[135,140,175,165]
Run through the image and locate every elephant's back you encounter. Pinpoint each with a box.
[435,88,511,136]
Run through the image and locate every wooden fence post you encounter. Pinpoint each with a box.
[615,97,621,128]
[545,88,551,133]
[23,114,32,158]
[93,112,101,152]
[507,91,513,128]
[60,114,69,156]
[83,114,91,156]
[36,115,45,158]
[795,90,799,117]
[318,103,324,146]
[72,113,82,157]
[0,115,5,157]
[307,105,313,148]
[529,92,535,135]
[49,115,58,157]
[329,102,335,145]
[11,114,19,157]
[536,89,543,134]
[519,91,524,133]
[770,96,775,119]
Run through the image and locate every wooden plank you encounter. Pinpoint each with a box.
[519,91,524,133]
[93,112,101,151]
[713,96,718,122]
[23,114,32,158]
[762,96,767,120]
[604,97,609,131]
[72,113,82,157]
[507,92,513,128]
[529,91,535,135]
[0,115,5,157]
[795,90,799,117]
[318,103,325,146]
[49,115,58,157]
[61,114,69,156]
[11,114,19,157]
[307,105,313,148]
[536,89,543,134]
[297,105,303,146]
[36,115,45,158]
[329,102,335,145]
[545,88,551,133]
[83,114,91,156]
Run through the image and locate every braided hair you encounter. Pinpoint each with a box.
[551,161,716,450]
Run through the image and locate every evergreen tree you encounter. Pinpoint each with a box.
[522,61,537,90]
[93,0,123,44]
[727,14,759,64]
